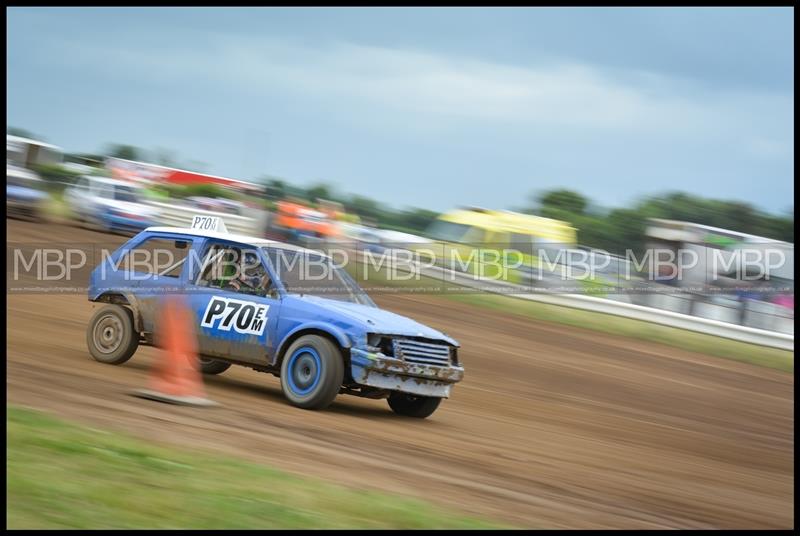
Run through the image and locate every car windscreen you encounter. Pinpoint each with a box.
[264,247,375,307]
[426,220,471,243]
[113,186,139,202]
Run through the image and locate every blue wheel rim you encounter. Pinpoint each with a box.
[287,346,322,396]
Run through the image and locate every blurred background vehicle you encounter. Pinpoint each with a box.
[268,199,337,247]
[7,134,62,222]
[422,206,578,284]
[6,164,50,221]
[351,227,431,255]
[63,175,159,234]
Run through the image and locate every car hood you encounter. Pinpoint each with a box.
[293,295,458,346]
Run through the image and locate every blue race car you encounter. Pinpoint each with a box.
[86,217,464,418]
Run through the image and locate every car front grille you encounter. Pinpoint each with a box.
[393,339,452,367]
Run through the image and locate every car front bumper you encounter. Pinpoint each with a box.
[350,348,465,398]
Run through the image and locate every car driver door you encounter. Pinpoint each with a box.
[187,240,282,365]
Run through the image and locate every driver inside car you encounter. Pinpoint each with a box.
[222,249,269,294]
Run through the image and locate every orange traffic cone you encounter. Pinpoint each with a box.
[133,295,217,407]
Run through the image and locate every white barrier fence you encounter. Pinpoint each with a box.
[509,292,795,351]
[417,262,794,351]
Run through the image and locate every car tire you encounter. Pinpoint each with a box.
[86,305,139,365]
[280,335,344,410]
[387,392,442,419]
[198,356,231,375]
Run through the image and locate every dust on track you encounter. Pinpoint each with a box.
[7,218,794,528]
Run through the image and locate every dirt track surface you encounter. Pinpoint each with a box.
[6,218,794,528]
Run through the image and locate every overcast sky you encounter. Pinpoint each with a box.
[7,7,794,214]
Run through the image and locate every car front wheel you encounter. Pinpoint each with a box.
[280,335,344,410]
[387,392,442,419]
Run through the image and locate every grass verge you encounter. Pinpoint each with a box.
[7,406,505,529]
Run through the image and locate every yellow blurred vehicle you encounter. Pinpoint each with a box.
[420,207,578,284]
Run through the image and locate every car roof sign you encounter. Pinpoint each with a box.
[191,215,229,233]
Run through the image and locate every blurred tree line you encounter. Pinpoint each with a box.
[525,189,794,255]
[255,177,794,248]
[6,127,794,245]
[105,144,207,172]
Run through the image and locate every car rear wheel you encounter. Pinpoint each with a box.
[86,305,139,365]
[387,392,442,419]
[280,335,344,410]
[198,357,231,375]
